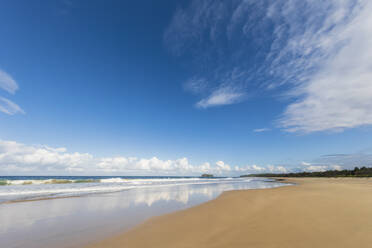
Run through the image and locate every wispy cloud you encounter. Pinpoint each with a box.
[0,69,23,115]
[183,77,208,94]
[0,69,18,94]
[295,151,372,172]
[276,0,372,132]
[314,152,372,169]
[0,97,24,115]
[56,0,75,16]
[164,1,258,109]
[253,128,271,133]
[196,85,245,108]
[165,0,372,133]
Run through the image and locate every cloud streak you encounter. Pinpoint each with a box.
[0,69,23,115]
[276,0,372,132]
[196,85,244,108]
[296,151,372,172]
[0,69,18,94]
[165,0,372,132]
[0,97,24,115]
[253,128,271,133]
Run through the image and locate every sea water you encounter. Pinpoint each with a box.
[0,176,277,203]
[0,176,289,248]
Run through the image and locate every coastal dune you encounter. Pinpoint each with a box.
[88,178,372,248]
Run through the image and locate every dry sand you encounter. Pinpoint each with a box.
[87,178,372,248]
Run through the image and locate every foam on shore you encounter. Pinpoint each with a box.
[0,177,263,203]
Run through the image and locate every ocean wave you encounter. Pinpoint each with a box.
[0,177,231,186]
[0,179,100,185]
[0,177,256,203]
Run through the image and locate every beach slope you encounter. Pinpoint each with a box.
[88,178,372,248]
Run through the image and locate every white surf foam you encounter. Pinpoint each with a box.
[0,177,255,203]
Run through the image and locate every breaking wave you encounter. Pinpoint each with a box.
[0,176,253,203]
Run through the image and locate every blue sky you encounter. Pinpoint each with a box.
[1,0,372,176]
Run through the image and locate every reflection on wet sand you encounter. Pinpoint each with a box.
[0,178,286,248]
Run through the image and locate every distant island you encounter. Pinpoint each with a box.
[201,174,214,178]
[241,167,372,178]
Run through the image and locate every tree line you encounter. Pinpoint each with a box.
[241,167,372,178]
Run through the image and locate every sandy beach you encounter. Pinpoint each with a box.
[88,178,372,248]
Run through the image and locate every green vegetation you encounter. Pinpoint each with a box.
[241,167,372,178]
[201,174,214,178]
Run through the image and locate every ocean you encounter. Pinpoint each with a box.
[0,176,289,248]
[0,176,277,203]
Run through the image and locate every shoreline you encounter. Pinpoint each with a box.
[0,177,246,204]
[1,177,287,248]
[0,177,286,205]
[87,178,372,248]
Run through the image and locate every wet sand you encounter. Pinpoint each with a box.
[88,178,372,248]
[1,178,284,248]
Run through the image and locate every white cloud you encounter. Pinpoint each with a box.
[0,97,24,115]
[165,1,254,109]
[183,77,208,94]
[0,69,22,115]
[313,153,372,169]
[267,165,288,173]
[166,0,372,132]
[304,165,328,172]
[216,161,231,171]
[0,140,92,171]
[298,161,342,172]
[6,140,370,175]
[331,165,343,171]
[300,160,344,172]
[235,164,288,174]
[196,86,244,108]
[251,164,265,172]
[253,128,271,133]
[0,140,255,175]
[0,140,301,175]
[301,161,311,166]
[278,0,372,132]
[234,164,279,173]
[0,69,18,94]
[164,0,229,56]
